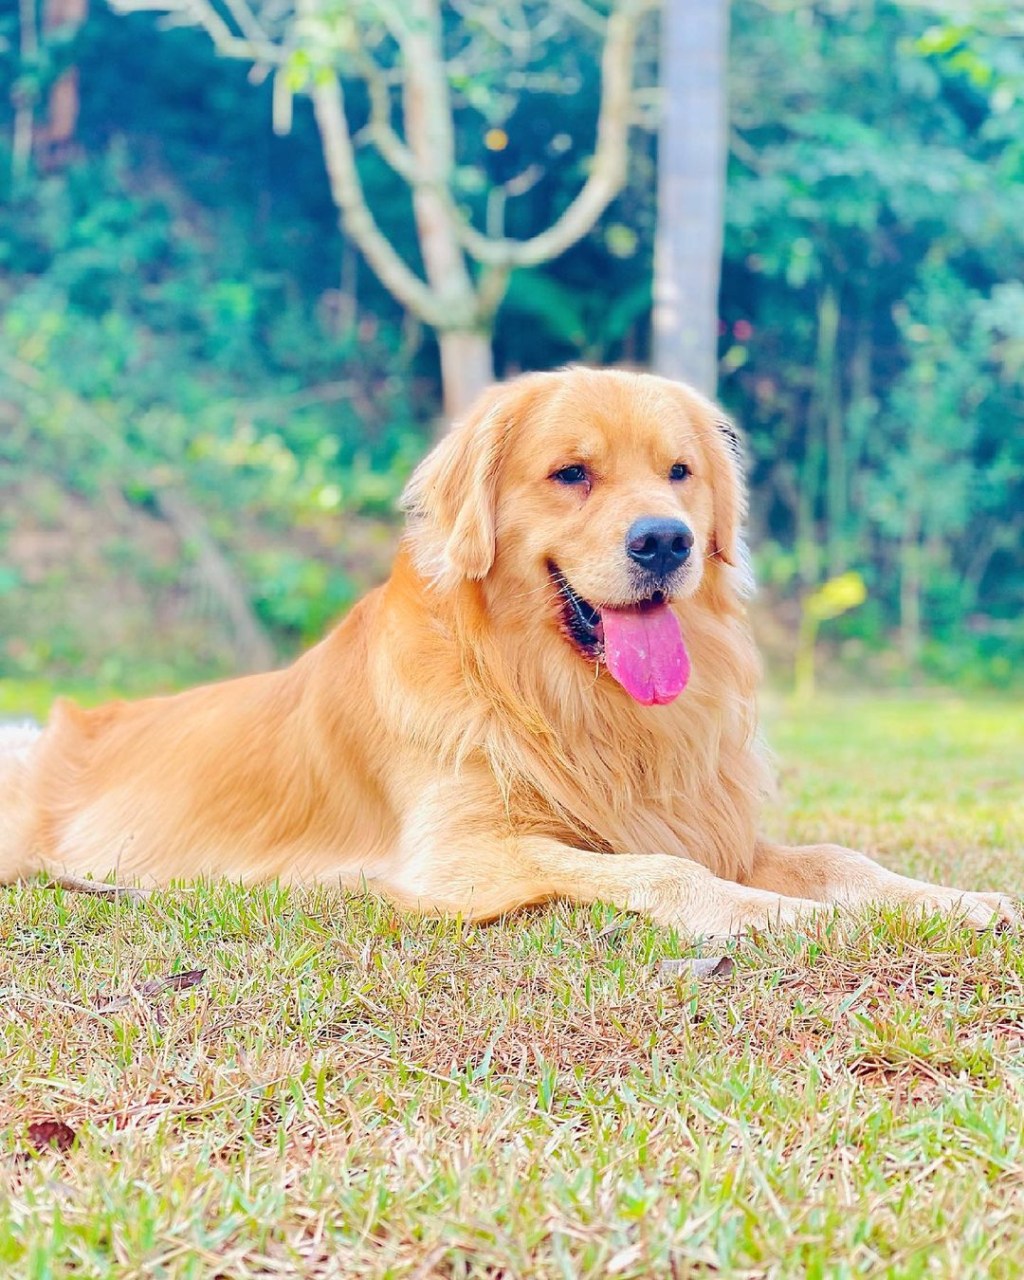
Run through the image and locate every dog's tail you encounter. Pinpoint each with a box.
[0,720,42,882]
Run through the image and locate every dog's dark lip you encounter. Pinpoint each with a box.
[547,562,669,660]
[549,563,602,657]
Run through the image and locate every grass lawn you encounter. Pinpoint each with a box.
[1,694,1023,1277]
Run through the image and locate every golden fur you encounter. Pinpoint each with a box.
[0,368,1015,933]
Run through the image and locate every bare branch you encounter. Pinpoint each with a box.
[392,0,482,331]
[109,0,286,64]
[453,0,653,268]
[359,0,412,47]
[397,0,459,179]
[504,163,544,199]
[485,183,506,240]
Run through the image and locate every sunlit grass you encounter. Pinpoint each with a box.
[0,694,1022,1276]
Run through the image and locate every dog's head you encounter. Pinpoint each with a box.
[402,368,746,706]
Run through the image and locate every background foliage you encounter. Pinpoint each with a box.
[1,0,1021,691]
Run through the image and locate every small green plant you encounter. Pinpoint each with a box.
[795,571,867,699]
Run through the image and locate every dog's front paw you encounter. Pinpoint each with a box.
[962,891,1020,930]
[910,887,1020,931]
[628,875,820,939]
[724,889,823,938]
[683,889,822,940]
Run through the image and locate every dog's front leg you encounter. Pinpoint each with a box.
[385,834,820,938]
[747,840,1018,929]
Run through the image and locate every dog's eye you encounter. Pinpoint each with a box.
[669,463,691,482]
[551,464,589,486]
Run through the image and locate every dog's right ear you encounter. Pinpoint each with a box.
[401,376,543,590]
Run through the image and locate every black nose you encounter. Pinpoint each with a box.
[626,516,694,579]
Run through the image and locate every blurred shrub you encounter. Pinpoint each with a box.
[0,122,422,680]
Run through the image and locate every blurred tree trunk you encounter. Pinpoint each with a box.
[652,0,730,396]
[42,0,88,157]
[436,332,494,422]
[400,0,494,418]
[13,0,88,178]
[815,284,845,575]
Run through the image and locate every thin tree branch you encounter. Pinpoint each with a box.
[360,0,412,47]
[556,0,609,37]
[221,0,273,48]
[448,0,532,57]
[353,49,422,183]
[310,74,452,327]
[47,874,152,902]
[476,263,510,320]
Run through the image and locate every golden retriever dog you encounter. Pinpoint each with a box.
[0,368,1016,933]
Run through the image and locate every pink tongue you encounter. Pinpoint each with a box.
[600,605,690,706]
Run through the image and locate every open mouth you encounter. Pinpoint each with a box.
[549,564,604,657]
[548,563,690,706]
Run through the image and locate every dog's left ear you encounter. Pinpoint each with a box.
[402,375,544,589]
[705,410,746,568]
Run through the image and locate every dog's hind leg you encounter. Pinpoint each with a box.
[0,722,151,900]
